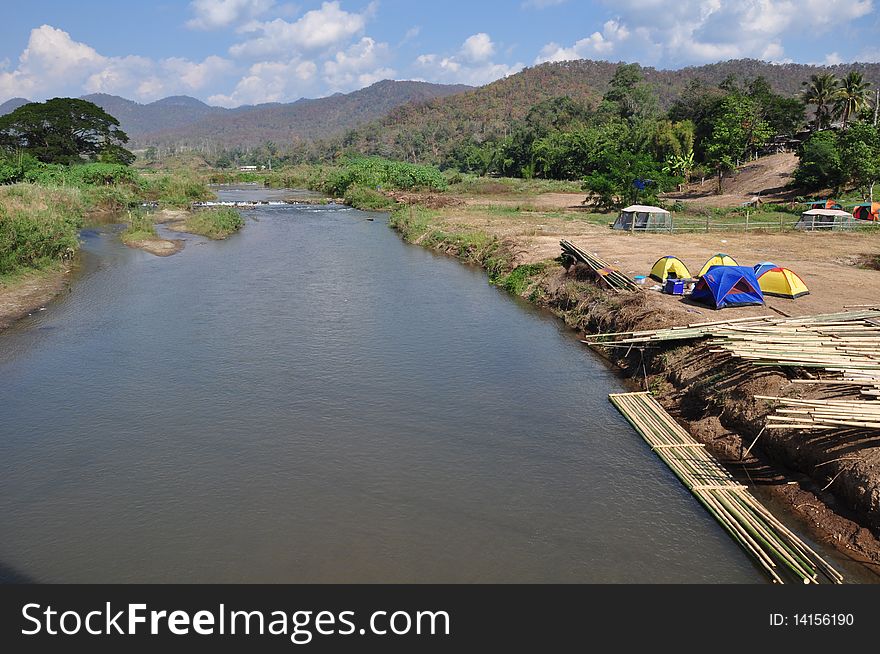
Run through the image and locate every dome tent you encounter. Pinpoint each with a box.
[755,266,810,299]
[698,253,738,277]
[753,262,778,278]
[649,256,691,282]
[690,266,764,309]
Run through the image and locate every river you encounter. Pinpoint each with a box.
[0,186,794,583]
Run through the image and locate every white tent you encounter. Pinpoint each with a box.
[795,208,855,231]
[613,205,672,231]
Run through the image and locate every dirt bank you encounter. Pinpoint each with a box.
[0,263,76,331]
[386,201,880,578]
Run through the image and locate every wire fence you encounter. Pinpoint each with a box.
[649,216,880,233]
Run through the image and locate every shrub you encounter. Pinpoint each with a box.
[184,207,244,239]
[343,185,398,211]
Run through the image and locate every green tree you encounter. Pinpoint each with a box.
[583,151,674,209]
[747,76,805,136]
[704,95,773,192]
[601,63,659,124]
[801,73,839,131]
[839,122,879,200]
[793,131,843,190]
[834,71,872,129]
[0,98,133,165]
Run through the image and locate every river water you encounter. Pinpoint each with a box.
[0,186,811,583]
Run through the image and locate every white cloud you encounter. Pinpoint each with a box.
[535,0,875,66]
[209,58,318,105]
[460,33,495,63]
[401,26,421,44]
[535,20,629,62]
[230,1,374,58]
[187,0,276,30]
[0,24,235,102]
[323,37,395,91]
[414,32,523,86]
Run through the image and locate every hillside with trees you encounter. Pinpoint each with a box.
[329,60,880,169]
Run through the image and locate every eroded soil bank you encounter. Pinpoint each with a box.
[0,263,75,331]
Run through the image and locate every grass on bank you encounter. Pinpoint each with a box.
[183,207,245,239]
[0,184,84,275]
[121,211,158,243]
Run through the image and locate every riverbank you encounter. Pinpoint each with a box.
[385,198,880,577]
[0,263,75,330]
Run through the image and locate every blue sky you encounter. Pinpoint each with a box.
[2,1,878,107]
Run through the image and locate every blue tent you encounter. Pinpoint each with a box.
[753,261,778,277]
[690,266,764,309]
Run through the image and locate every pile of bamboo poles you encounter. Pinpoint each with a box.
[609,392,843,584]
[758,396,880,430]
[585,310,880,347]
[559,240,642,292]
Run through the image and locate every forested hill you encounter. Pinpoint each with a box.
[135,80,471,149]
[333,59,880,165]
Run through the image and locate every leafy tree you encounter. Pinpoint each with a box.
[583,151,674,209]
[801,73,839,131]
[834,71,872,129]
[747,76,805,136]
[663,150,695,189]
[839,122,879,200]
[793,131,843,190]
[601,64,658,124]
[0,98,133,165]
[704,95,772,192]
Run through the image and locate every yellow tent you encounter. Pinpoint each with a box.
[755,266,809,299]
[650,256,691,282]
[698,253,738,277]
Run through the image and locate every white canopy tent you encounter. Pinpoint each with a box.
[612,205,672,231]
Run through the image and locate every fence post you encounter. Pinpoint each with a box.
[746,210,750,231]
[705,215,709,233]
[780,214,783,231]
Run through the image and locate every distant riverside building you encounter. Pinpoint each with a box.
[239,165,258,171]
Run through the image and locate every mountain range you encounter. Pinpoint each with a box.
[1,81,471,150]
[3,59,879,156]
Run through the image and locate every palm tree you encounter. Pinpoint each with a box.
[801,73,839,131]
[834,71,872,129]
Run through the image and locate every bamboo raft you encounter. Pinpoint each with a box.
[559,240,641,292]
[609,392,844,584]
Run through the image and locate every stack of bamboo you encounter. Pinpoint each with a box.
[759,396,880,430]
[609,392,843,583]
[559,240,641,292]
[585,310,880,348]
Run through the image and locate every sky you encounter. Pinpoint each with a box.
[1,0,878,107]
